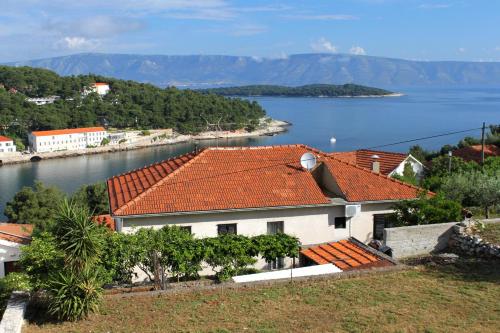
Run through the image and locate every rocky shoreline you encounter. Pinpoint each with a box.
[0,119,290,166]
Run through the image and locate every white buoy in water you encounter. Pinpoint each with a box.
[330,137,337,143]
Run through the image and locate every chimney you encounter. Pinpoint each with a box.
[371,154,380,173]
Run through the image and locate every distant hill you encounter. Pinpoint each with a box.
[0,66,264,141]
[7,53,500,88]
[200,84,393,97]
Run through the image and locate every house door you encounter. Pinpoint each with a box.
[373,214,392,240]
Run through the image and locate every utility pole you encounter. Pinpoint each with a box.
[448,151,452,174]
[481,122,486,168]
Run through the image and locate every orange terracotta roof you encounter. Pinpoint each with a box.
[107,151,199,214]
[93,83,109,86]
[331,149,409,175]
[0,135,13,142]
[93,215,116,231]
[323,157,422,202]
[300,239,394,270]
[453,145,500,163]
[109,145,331,216]
[108,145,425,217]
[31,127,106,137]
[0,223,33,244]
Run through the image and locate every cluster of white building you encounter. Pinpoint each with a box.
[25,82,110,106]
[28,127,108,153]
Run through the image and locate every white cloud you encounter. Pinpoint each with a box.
[311,37,338,53]
[458,47,466,53]
[495,46,500,52]
[55,36,100,50]
[419,4,451,9]
[284,14,358,21]
[349,46,366,55]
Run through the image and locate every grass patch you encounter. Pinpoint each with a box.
[25,261,500,333]
[478,223,500,244]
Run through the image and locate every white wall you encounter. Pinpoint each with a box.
[121,202,395,281]
[390,156,424,179]
[0,241,22,278]
[29,130,107,153]
[0,140,16,155]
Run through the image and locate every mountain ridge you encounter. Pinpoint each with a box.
[7,52,500,88]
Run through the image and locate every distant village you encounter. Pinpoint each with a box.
[0,82,175,160]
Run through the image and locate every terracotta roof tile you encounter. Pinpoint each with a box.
[0,223,33,244]
[31,127,106,137]
[331,149,408,175]
[453,145,500,163]
[112,146,330,216]
[0,135,13,142]
[107,145,426,216]
[300,239,394,270]
[323,157,422,202]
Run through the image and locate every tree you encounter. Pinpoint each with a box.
[441,170,500,218]
[46,200,105,321]
[390,193,462,226]
[392,161,418,185]
[19,232,64,290]
[409,145,431,162]
[71,182,109,215]
[4,181,64,231]
[204,234,258,282]
[253,233,300,265]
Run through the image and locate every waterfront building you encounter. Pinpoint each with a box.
[28,127,107,153]
[0,136,16,155]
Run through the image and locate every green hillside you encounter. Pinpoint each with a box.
[200,83,393,97]
[0,66,265,141]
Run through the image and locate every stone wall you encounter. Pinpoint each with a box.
[0,291,29,333]
[449,223,500,258]
[383,222,457,259]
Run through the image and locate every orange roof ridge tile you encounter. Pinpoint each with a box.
[113,148,211,215]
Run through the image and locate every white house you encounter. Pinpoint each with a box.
[28,127,107,153]
[25,96,60,105]
[0,224,33,278]
[84,83,110,96]
[0,136,16,156]
[331,149,425,179]
[107,145,425,277]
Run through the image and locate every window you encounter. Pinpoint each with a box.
[217,224,237,235]
[267,221,285,269]
[180,226,192,234]
[267,221,284,235]
[334,217,347,229]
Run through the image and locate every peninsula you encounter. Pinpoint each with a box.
[200,84,397,97]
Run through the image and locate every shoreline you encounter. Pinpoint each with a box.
[225,93,404,98]
[0,119,290,166]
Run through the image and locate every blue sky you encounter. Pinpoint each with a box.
[0,0,499,62]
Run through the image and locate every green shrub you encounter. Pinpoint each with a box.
[204,235,258,282]
[390,193,462,226]
[0,272,31,293]
[100,137,110,146]
[47,269,102,321]
[118,138,126,144]
[140,130,151,136]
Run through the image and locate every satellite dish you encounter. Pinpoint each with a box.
[371,154,380,159]
[300,152,317,171]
